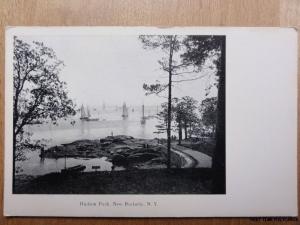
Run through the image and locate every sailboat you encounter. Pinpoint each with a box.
[80,105,99,121]
[141,104,146,124]
[122,103,128,118]
[80,104,88,120]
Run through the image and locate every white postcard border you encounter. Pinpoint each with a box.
[4,27,298,217]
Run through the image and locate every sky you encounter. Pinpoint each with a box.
[19,35,217,108]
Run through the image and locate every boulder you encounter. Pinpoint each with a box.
[111,154,129,167]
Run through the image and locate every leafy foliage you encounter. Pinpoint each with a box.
[155,97,200,142]
[154,100,178,135]
[13,37,76,160]
[200,97,217,127]
[154,103,169,135]
[182,35,223,71]
[199,97,217,137]
[143,82,168,96]
[139,35,181,52]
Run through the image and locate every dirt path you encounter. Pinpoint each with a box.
[171,144,212,168]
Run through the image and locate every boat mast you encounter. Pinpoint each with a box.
[122,102,128,117]
[142,104,145,118]
[141,104,146,124]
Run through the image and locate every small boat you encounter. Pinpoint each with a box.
[86,118,99,121]
[122,102,129,118]
[61,165,86,174]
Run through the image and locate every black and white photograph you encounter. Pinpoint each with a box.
[11,32,225,194]
[4,27,297,217]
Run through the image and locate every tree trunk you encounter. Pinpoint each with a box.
[184,120,188,140]
[189,123,192,139]
[178,119,182,145]
[166,37,174,169]
[212,37,226,194]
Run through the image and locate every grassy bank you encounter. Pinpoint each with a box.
[181,138,215,157]
[14,168,213,194]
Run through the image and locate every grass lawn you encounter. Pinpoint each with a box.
[14,168,213,194]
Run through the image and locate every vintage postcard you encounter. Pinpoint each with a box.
[3,27,297,217]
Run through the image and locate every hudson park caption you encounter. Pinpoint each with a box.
[80,201,158,208]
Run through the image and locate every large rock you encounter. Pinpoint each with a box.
[111,154,129,167]
[44,136,167,170]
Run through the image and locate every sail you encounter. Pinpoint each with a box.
[80,105,86,118]
[80,105,99,121]
[87,107,91,118]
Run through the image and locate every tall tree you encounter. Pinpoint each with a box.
[139,35,216,168]
[13,37,76,191]
[182,35,226,193]
[139,35,183,169]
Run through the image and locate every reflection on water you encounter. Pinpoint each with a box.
[19,107,163,176]
[16,151,115,176]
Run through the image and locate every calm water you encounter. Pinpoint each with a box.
[16,151,114,175]
[18,106,164,175]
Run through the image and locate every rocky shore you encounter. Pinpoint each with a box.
[14,136,215,194]
[43,135,180,169]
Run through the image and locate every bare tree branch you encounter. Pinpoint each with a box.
[172,70,197,76]
[172,73,210,83]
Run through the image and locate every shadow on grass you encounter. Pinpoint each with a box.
[14,168,220,194]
